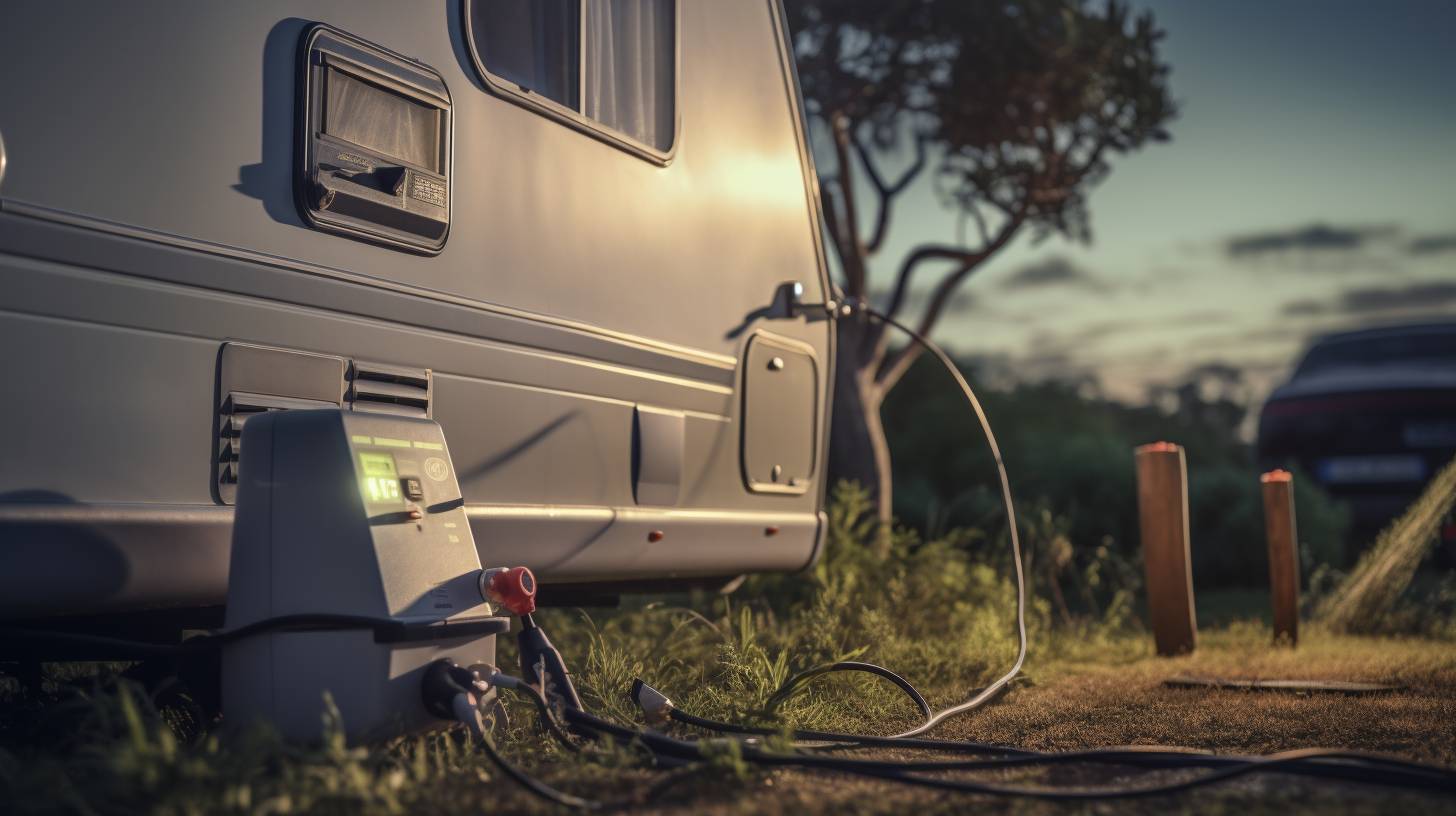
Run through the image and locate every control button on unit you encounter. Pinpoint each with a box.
[402,477,425,500]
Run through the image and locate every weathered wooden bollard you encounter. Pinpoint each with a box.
[1135,442,1197,656]
[1260,469,1300,646]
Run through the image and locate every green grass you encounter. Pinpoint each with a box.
[3,483,1454,815]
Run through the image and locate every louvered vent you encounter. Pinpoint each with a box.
[217,391,337,504]
[348,362,431,418]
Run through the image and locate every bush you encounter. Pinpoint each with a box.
[541,481,1048,729]
[883,360,1350,588]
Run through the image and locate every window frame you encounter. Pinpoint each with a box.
[462,0,681,165]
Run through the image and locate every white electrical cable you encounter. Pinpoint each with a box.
[626,303,1027,741]
[862,306,1028,739]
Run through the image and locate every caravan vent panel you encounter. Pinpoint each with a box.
[217,391,337,503]
[348,362,431,418]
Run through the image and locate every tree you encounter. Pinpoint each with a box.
[1147,362,1252,438]
[787,0,1176,521]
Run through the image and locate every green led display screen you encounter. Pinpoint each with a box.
[358,451,404,509]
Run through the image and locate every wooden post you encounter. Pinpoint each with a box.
[1261,469,1300,646]
[1135,442,1197,656]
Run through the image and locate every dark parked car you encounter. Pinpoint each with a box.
[1257,322,1456,552]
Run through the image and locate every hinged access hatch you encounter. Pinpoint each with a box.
[741,333,818,495]
[297,24,452,253]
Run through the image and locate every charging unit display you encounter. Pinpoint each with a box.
[222,410,507,742]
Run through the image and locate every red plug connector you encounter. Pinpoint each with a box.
[481,566,537,615]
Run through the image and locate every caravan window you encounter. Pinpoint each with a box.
[466,0,677,156]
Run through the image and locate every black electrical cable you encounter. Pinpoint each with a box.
[663,705,1456,789]
[666,708,1020,756]
[762,661,931,720]
[204,614,414,644]
[837,748,1456,800]
[451,692,600,811]
[561,707,1456,798]
[0,613,474,659]
[480,666,582,753]
[516,681,582,753]
[471,671,710,809]
[670,711,1456,789]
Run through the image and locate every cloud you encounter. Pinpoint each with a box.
[1147,309,1235,327]
[1281,298,1328,316]
[1279,281,1456,317]
[1185,325,1312,349]
[1000,256,1108,291]
[938,289,981,315]
[1408,233,1456,256]
[1016,311,1236,359]
[1341,281,1456,313]
[1225,223,1396,259]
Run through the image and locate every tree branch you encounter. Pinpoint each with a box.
[829,114,870,296]
[818,177,853,286]
[881,243,990,323]
[875,211,1026,391]
[853,131,929,254]
[965,203,991,247]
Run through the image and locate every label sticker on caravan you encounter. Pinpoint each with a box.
[335,151,374,171]
[408,174,446,208]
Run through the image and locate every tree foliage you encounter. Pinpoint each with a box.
[789,1,1176,518]
[791,0,1175,381]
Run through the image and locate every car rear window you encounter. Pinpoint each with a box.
[1295,329,1456,376]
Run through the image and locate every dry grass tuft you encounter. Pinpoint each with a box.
[1318,456,1456,633]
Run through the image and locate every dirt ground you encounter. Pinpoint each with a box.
[4,627,1452,814]
[629,630,1456,815]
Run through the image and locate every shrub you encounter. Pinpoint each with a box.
[883,362,1351,587]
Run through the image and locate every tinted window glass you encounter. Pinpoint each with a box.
[584,0,675,150]
[469,0,675,153]
[1296,330,1456,376]
[471,0,580,110]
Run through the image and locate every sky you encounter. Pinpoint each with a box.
[860,0,1456,410]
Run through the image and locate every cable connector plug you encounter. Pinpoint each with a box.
[630,678,675,726]
[422,659,489,721]
[476,665,520,689]
[518,617,584,712]
[480,566,537,616]
[831,295,866,319]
